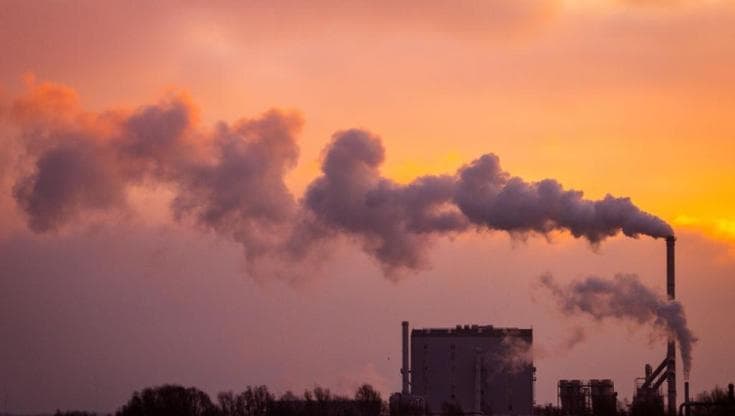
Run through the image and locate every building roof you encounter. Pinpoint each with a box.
[411,324,532,339]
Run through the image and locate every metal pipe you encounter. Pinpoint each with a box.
[642,358,669,389]
[667,236,676,299]
[652,370,670,391]
[474,354,482,413]
[402,321,410,395]
[666,236,677,416]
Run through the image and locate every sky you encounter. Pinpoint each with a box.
[1,0,734,413]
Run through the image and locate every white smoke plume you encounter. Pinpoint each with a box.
[4,79,303,272]
[301,129,470,274]
[303,130,673,274]
[538,273,696,378]
[2,79,674,277]
[498,334,534,374]
[474,333,533,377]
[454,154,673,242]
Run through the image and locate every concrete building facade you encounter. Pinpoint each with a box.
[410,324,534,415]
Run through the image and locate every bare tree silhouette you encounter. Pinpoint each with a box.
[116,385,219,416]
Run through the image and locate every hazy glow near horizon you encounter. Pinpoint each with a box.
[1,0,735,413]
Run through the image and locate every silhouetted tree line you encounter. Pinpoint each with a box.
[54,412,98,416]
[688,384,735,416]
[50,382,735,416]
[111,383,384,416]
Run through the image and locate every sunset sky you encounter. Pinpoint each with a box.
[1,0,734,413]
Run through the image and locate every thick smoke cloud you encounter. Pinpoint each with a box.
[3,79,673,276]
[538,273,696,377]
[5,79,302,265]
[302,130,672,274]
[13,139,127,232]
[455,154,674,242]
[303,129,468,274]
[169,110,302,262]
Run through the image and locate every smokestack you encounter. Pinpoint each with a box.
[666,236,677,416]
[684,381,690,416]
[667,236,675,299]
[402,321,410,395]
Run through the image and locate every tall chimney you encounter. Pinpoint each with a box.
[684,381,690,416]
[667,236,675,299]
[666,236,677,416]
[402,321,410,395]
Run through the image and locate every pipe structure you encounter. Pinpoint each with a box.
[402,321,410,395]
[642,358,669,390]
[666,236,677,416]
[474,354,482,413]
[667,236,676,300]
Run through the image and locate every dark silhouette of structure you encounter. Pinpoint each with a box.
[679,382,735,416]
[557,379,617,416]
[558,380,587,415]
[392,321,534,415]
[666,236,677,416]
[632,236,677,416]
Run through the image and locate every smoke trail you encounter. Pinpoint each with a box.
[3,79,674,276]
[6,79,303,267]
[454,154,674,242]
[302,129,469,274]
[303,130,672,273]
[561,326,587,351]
[498,334,533,374]
[538,273,696,377]
[474,332,535,377]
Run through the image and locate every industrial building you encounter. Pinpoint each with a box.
[393,322,534,416]
[631,236,678,416]
[388,235,682,416]
[557,379,617,416]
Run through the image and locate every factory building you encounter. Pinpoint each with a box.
[558,379,617,416]
[394,322,534,416]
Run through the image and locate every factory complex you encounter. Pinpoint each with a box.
[386,237,720,416]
